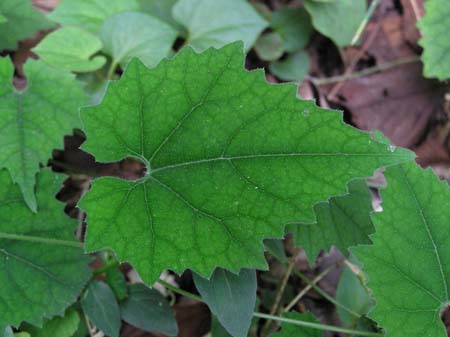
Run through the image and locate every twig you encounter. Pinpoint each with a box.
[409,0,422,22]
[351,0,381,46]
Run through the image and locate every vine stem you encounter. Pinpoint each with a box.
[0,232,84,249]
[157,279,383,337]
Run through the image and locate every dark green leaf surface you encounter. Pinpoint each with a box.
[49,0,139,33]
[172,0,267,51]
[304,0,366,47]
[100,12,177,68]
[194,268,257,337]
[79,42,412,286]
[270,312,322,337]
[0,169,91,329]
[0,58,85,211]
[417,0,450,80]
[289,179,374,264]
[120,284,178,336]
[106,267,128,301]
[23,309,80,337]
[353,162,450,337]
[138,0,182,30]
[81,281,121,337]
[0,0,54,50]
[254,32,284,61]
[269,50,310,82]
[271,8,313,52]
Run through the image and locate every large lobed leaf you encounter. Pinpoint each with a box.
[0,58,85,211]
[0,169,91,329]
[353,162,450,337]
[79,42,413,286]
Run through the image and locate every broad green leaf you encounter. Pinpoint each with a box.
[211,315,232,337]
[120,284,178,336]
[0,0,54,50]
[0,58,85,211]
[193,268,257,337]
[172,0,267,51]
[79,42,413,286]
[138,0,182,30]
[106,267,128,301]
[417,0,450,80]
[254,32,284,61]
[304,0,366,47]
[269,50,310,82]
[23,309,80,337]
[3,327,13,337]
[0,14,7,24]
[270,312,322,337]
[353,162,450,337]
[336,258,374,328]
[100,12,178,68]
[289,179,374,264]
[81,281,121,337]
[0,169,91,329]
[264,239,288,263]
[33,27,106,73]
[49,0,139,34]
[14,334,30,337]
[271,8,313,52]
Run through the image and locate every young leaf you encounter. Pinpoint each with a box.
[269,50,310,82]
[120,284,178,336]
[22,309,80,337]
[79,42,413,286]
[0,169,91,329]
[49,0,139,34]
[304,0,366,47]
[2,327,13,337]
[106,267,128,301]
[271,8,313,52]
[254,32,285,61]
[100,12,178,68]
[353,162,450,337]
[81,281,121,337]
[172,0,267,51]
[138,0,182,30]
[289,179,374,264]
[33,27,106,73]
[417,0,450,80]
[270,312,322,337]
[193,268,257,337]
[0,0,54,50]
[0,58,85,211]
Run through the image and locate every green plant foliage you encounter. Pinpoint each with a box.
[33,27,106,72]
[254,32,284,61]
[0,169,91,329]
[0,58,85,211]
[0,0,54,50]
[81,281,121,337]
[417,0,450,80]
[289,179,374,264]
[264,239,288,263]
[353,162,450,337]
[120,284,178,336]
[271,8,313,52]
[78,42,412,286]
[138,0,182,30]
[269,50,310,82]
[100,12,178,68]
[2,327,13,337]
[49,0,139,34]
[172,0,267,51]
[22,309,80,337]
[304,0,366,47]
[193,268,257,337]
[106,267,128,301]
[270,312,322,337]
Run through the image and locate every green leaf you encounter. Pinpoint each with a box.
[304,0,366,47]
[269,50,310,82]
[271,8,313,52]
[0,58,85,211]
[193,268,257,337]
[120,284,178,336]
[106,267,128,301]
[254,32,285,62]
[100,12,178,68]
[2,327,13,337]
[78,42,413,286]
[0,14,7,24]
[81,281,121,337]
[172,0,267,51]
[264,239,288,263]
[23,309,80,337]
[0,0,54,50]
[0,169,91,329]
[270,312,323,337]
[49,0,139,34]
[138,0,182,30]
[289,179,374,264]
[353,162,450,337]
[417,0,450,80]
[33,27,106,73]
[336,258,374,328]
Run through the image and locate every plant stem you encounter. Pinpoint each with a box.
[0,232,84,248]
[107,61,118,81]
[351,0,380,45]
[158,279,203,301]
